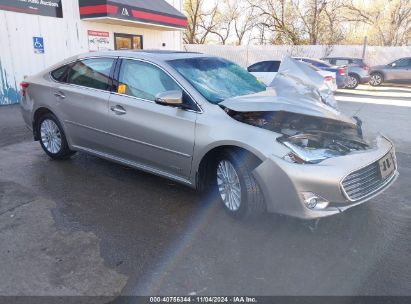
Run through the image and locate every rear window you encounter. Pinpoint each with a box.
[50,65,69,82]
[248,61,280,73]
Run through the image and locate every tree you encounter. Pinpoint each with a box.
[250,0,303,45]
[183,0,219,44]
[343,0,411,46]
[210,0,237,45]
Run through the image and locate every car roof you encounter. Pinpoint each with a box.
[323,57,363,60]
[75,50,209,62]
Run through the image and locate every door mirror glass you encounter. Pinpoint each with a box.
[392,62,397,68]
[155,90,183,107]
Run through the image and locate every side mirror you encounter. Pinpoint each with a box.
[392,63,397,68]
[155,90,183,107]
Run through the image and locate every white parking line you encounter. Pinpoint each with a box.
[335,95,411,107]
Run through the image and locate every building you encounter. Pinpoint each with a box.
[0,0,187,105]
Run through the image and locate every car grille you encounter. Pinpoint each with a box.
[341,150,396,201]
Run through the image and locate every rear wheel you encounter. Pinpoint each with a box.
[345,74,360,89]
[369,72,383,86]
[39,113,75,160]
[215,150,265,219]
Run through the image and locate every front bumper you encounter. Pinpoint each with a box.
[252,136,398,219]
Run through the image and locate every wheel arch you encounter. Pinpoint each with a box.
[195,144,264,191]
[32,107,56,141]
[370,70,385,79]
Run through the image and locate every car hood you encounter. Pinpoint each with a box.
[220,89,356,126]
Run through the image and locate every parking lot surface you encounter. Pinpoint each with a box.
[0,85,410,297]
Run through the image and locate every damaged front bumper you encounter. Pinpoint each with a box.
[252,136,399,219]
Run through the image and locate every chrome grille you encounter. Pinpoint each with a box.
[342,151,396,201]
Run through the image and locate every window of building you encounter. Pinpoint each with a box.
[114,33,143,50]
[67,58,114,91]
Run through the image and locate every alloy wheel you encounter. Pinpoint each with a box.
[40,119,62,154]
[370,74,382,86]
[216,160,242,211]
[345,75,358,89]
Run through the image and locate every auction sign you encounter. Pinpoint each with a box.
[88,30,110,52]
[0,0,63,18]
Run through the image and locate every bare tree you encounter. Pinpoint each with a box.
[234,2,257,45]
[210,0,236,45]
[343,0,411,46]
[250,0,304,45]
[183,0,220,44]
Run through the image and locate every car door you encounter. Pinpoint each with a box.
[107,58,197,180]
[50,57,116,152]
[389,58,411,82]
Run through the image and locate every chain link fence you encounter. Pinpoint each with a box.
[184,44,411,67]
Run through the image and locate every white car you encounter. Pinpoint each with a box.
[248,60,337,91]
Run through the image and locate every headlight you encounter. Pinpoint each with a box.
[282,140,339,164]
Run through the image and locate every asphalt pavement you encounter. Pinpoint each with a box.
[0,85,410,298]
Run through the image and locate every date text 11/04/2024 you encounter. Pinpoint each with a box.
[149,297,258,303]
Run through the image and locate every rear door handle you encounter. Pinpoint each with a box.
[54,92,65,99]
[110,105,127,115]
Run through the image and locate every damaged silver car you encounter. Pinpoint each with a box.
[20,51,398,220]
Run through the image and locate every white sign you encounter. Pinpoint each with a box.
[88,30,110,52]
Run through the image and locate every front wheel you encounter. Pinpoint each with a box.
[369,73,383,86]
[215,150,265,219]
[39,113,75,160]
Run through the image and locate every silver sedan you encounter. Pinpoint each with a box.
[20,51,398,220]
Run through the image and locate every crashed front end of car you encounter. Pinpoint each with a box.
[220,57,399,219]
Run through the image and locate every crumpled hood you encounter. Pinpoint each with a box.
[220,89,356,126]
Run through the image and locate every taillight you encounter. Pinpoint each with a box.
[324,76,333,82]
[362,65,369,71]
[338,67,346,76]
[20,82,29,97]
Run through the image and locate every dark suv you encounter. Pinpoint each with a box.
[321,57,370,89]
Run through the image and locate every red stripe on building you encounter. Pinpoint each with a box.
[80,4,119,15]
[0,4,37,14]
[131,10,187,27]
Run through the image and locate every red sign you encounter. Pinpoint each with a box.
[88,30,109,37]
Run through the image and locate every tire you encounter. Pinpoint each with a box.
[369,72,383,86]
[345,74,360,89]
[214,150,265,219]
[38,113,75,160]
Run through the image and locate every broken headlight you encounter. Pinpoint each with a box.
[279,135,342,164]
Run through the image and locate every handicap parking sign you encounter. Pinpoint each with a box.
[33,37,45,54]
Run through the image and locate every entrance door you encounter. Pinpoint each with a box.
[114,33,143,50]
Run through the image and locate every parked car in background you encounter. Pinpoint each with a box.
[321,57,370,89]
[20,51,398,220]
[247,60,281,85]
[369,57,411,86]
[248,60,337,91]
[294,57,347,89]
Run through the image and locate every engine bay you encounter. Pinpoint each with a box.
[224,108,369,155]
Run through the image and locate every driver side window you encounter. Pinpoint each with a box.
[118,59,180,101]
[392,58,409,68]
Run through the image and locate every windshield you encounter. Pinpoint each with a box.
[168,57,266,104]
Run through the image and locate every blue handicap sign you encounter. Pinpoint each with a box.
[33,37,44,54]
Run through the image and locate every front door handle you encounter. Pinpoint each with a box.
[54,92,66,99]
[110,105,127,115]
